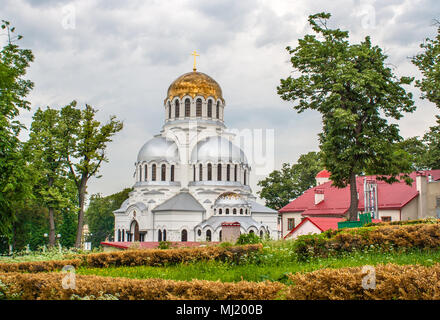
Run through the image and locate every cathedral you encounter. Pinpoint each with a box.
[113,56,279,243]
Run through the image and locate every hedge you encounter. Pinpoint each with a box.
[294,223,440,260]
[0,272,285,300]
[2,263,440,300]
[0,244,262,273]
[286,263,440,300]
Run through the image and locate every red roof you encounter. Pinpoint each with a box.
[284,217,381,239]
[316,169,331,178]
[101,241,218,250]
[280,170,440,216]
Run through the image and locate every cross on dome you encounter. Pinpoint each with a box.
[191,50,200,72]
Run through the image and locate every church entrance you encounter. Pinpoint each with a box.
[130,220,140,242]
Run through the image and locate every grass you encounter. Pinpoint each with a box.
[76,248,440,283]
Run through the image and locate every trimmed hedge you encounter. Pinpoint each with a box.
[84,244,262,268]
[0,244,262,273]
[294,223,440,260]
[0,272,285,300]
[286,263,440,300]
[2,263,440,299]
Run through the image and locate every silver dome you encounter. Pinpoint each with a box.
[137,136,180,163]
[214,192,249,207]
[191,136,247,164]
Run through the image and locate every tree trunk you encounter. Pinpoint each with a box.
[347,172,358,221]
[75,179,87,248]
[48,207,56,247]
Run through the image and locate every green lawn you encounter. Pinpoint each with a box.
[77,248,440,283]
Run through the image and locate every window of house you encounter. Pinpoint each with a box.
[381,216,392,222]
[234,165,237,182]
[161,164,166,181]
[207,100,212,118]
[139,165,142,181]
[217,164,222,181]
[175,100,180,118]
[216,102,220,119]
[181,229,188,242]
[168,102,171,118]
[199,163,203,181]
[152,164,156,181]
[207,163,212,181]
[196,98,202,117]
[287,218,295,230]
[170,165,175,182]
[226,164,230,181]
[144,165,148,181]
[185,98,190,117]
[206,230,211,242]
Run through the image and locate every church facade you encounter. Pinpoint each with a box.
[113,65,278,243]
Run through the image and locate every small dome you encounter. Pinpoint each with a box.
[137,136,179,163]
[166,71,223,103]
[214,192,248,207]
[191,136,247,164]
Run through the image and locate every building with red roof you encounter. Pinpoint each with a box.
[280,170,440,239]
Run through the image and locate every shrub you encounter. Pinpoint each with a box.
[0,259,83,273]
[157,241,171,250]
[0,272,285,300]
[236,233,262,245]
[293,223,440,260]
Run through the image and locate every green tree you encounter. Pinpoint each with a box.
[412,22,440,108]
[277,13,415,221]
[0,21,34,236]
[25,107,75,247]
[61,101,123,248]
[85,188,131,248]
[412,22,440,169]
[398,137,428,170]
[257,151,322,210]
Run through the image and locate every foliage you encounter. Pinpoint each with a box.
[236,233,262,245]
[397,136,429,170]
[60,101,123,247]
[158,241,171,250]
[0,21,34,237]
[85,188,131,248]
[292,223,440,260]
[412,22,440,108]
[277,13,415,220]
[257,151,322,210]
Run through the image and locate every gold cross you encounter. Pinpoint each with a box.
[191,50,200,72]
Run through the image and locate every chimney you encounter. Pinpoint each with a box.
[416,171,427,218]
[315,188,324,205]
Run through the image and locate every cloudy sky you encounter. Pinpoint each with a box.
[2,0,439,202]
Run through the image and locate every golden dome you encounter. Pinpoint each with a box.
[166,71,224,103]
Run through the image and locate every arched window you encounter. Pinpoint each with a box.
[199,164,203,181]
[170,165,175,182]
[196,98,202,117]
[246,209,248,215]
[161,164,166,181]
[139,165,142,181]
[158,229,162,242]
[144,165,148,181]
[121,229,125,242]
[206,230,212,242]
[226,208,229,215]
[233,208,236,215]
[117,229,121,242]
[207,100,212,118]
[175,100,180,118]
[163,229,167,241]
[234,165,237,182]
[207,163,212,181]
[168,102,171,119]
[193,165,196,181]
[226,164,230,181]
[185,98,190,117]
[152,164,157,181]
[197,229,202,236]
[260,230,264,238]
[244,170,247,185]
[219,209,222,215]
[216,102,220,119]
[217,164,222,181]
[219,230,222,242]
[240,208,243,215]
[249,230,254,234]
[181,229,188,242]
